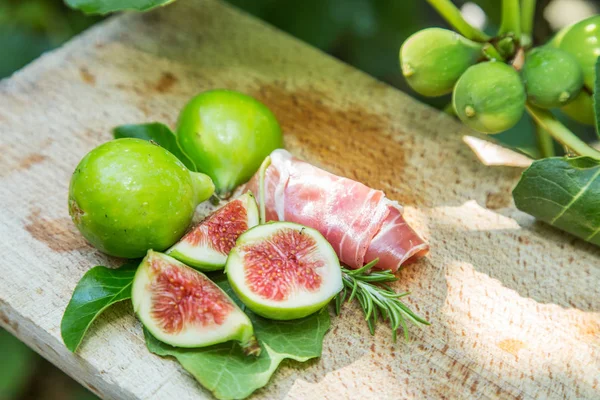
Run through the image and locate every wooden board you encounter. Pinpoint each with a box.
[0,1,598,398]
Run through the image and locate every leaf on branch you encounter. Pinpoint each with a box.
[513,156,600,246]
[65,0,175,16]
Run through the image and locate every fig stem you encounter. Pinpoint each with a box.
[241,336,262,357]
[520,0,536,48]
[258,156,272,225]
[499,0,521,39]
[482,43,505,62]
[526,104,600,160]
[191,172,216,204]
[534,123,556,158]
[443,102,456,116]
[424,0,490,42]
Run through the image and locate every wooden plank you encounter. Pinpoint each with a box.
[0,1,598,398]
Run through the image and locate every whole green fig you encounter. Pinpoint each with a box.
[522,47,584,108]
[453,62,526,134]
[400,28,483,97]
[557,15,600,90]
[69,138,214,258]
[560,91,595,125]
[177,90,283,197]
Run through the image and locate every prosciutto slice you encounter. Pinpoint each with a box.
[241,149,428,271]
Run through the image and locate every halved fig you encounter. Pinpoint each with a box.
[132,250,259,355]
[168,192,259,271]
[226,222,343,320]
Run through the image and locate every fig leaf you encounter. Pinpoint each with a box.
[61,263,138,352]
[513,157,600,246]
[145,276,331,400]
[65,0,174,15]
[113,123,196,171]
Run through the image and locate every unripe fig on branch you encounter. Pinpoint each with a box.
[522,47,584,109]
[560,91,595,125]
[452,62,526,134]
[557,15,600,90]
[400,28,483,97]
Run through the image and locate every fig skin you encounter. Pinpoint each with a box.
[453,62,526,134]
[176,90,283,197]
[400,28,483,97]
[561,91,596,125]
[549,15,600,125]
[69,138,214,258]
[556,15,600,90]
[522,47,584,109]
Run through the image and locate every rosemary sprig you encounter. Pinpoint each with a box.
[334,259,430,341]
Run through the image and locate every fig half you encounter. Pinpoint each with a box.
[168,192,259,271]
[132,251,259,355]
[226,222,343,320]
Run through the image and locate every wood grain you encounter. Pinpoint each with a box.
[0,1,598,399]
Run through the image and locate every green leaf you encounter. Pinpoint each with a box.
[513,157,600,246]
[145,277,330,400]
[64,0,174,15]
[113,123,196,171]
[61,263,138,352]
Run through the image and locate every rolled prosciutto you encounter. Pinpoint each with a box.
[241,149,428,271]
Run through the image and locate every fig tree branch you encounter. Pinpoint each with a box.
[534,123,555,158]
[521,0,536,48]
[499,0,522,39]
[482,44,506,62]
[526,104,600,160]
[425,0,490,42]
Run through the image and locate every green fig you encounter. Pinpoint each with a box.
[557,15,600,90]
[400,28,483,97]
[560,90,596,125]
[522,47,584,108]
[69,138,214,258]
[453,62,526,134]
[176,90,283,197]
[548,23,572,48]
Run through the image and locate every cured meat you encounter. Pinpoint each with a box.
[241,149,428,271]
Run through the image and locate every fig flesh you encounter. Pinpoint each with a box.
[400,28,483,97]
[168,192,259,271]
[68,138,214,258]
[522,47,583,109]
[453,62,526,134]
[226,222,343,320]
[132,251,259,354]
[176,90,283,197]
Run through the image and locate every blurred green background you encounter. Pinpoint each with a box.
[0,0,597,398]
